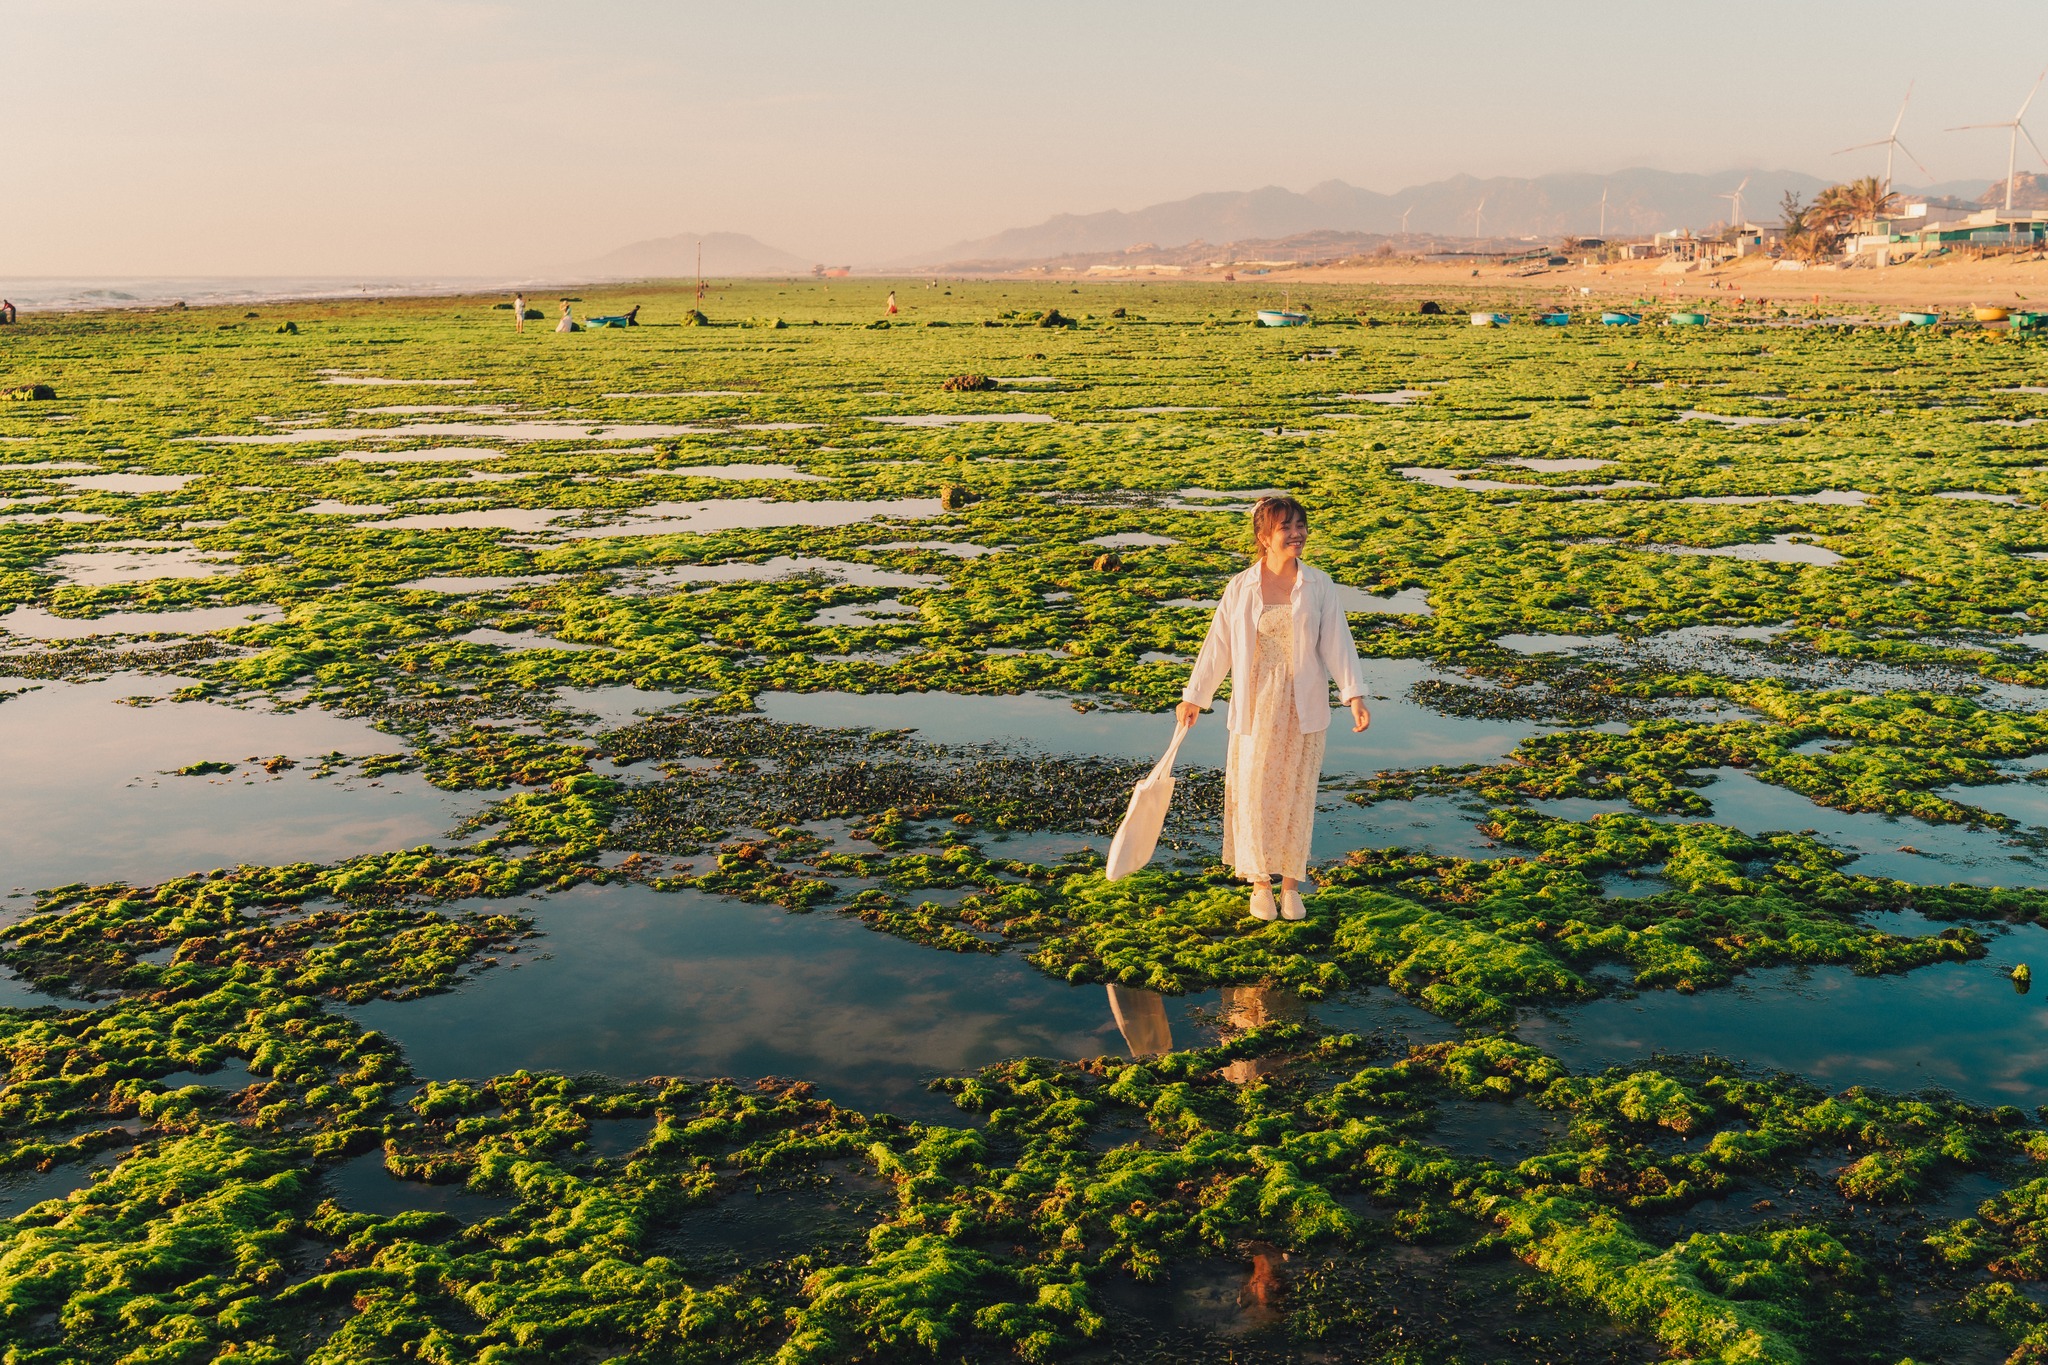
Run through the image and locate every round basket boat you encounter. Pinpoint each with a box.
[1536,312,1570,326]
[1600,312,1640,326]
[1975,306,2010,323]
[1470,312,1509,327]
[1668,312,1709,326]
[1900,310,1939,327]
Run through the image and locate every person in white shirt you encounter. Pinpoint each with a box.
[514,293,526,332]
[1176,496,1370,922]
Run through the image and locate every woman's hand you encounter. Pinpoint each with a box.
[1349,697,1371,733]
[1175,701,1202,728]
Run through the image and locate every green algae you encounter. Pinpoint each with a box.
[6,281,2048,1361]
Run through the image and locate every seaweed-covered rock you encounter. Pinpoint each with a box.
[942,374,996,392]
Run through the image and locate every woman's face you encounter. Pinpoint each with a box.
[1260,515,1308,560]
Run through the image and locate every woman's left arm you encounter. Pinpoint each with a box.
[1318,583,1371,732]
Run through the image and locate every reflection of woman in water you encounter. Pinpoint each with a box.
[1178,496,1370,922]
[1106,983,1302,1077]
[1106,984,1172,1057]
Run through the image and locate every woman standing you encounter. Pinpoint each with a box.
[1176,496,1370,921]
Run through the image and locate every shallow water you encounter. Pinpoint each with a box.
[457,628,606,652]
[1523,949,2048,1108]
[657,463,824,481]
[41,547,238,586]
[1690,766,2046,887]
[346,883,1237,1120]
[199,421,718,444]
[1934,491,2028,506]
[754,662,1543,777]
[806,599,919,627]
[1,604,281,638]
[554,497,946,540]
[0,675,483,894]
[1399,467,1655,494]
[55,473,199,494]
[864,413,1054,427]
[630,556,944,591]
[320,449,505,464]
[1637,535,1843,566]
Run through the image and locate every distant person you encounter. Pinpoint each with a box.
[0,300,14,324]
[1177,497,1370,923]
[885,291,898,316]
[514,293,526,332]
[556,300,575,333]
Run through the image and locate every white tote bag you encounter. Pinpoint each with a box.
[1104,721,1193,881]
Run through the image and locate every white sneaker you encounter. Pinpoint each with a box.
[1249,884,1278,921]
[1280,889,1307,921]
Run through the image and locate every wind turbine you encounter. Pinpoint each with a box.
[1948,69,2048,213]
[1473,197,1486,239]
[1717,175,1751,231]
[1400,204,1413,234]
[1598,185,1608,237]
[1834,82,1932,192]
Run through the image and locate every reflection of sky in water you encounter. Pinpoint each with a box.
[348,884,1236,1121]
[1522,942,2048,1108]
[1693,766,2045,887]
[1534,771,2047,889]
[2,603,281,638]
[0,674,485,893]
[757,660,1543,778]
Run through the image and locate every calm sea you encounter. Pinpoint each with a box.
[0,276,540,314]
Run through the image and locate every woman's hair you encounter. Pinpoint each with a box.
[1250,495,1308,554]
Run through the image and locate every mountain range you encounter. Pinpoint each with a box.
[570,167,2012,280]
[573,231,814,279]
[911,168,1997,268]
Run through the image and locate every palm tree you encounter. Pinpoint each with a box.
[1839,175,1898,234]
[1779,191,1841,262]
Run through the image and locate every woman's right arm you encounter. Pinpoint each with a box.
[1176,590,1233,726]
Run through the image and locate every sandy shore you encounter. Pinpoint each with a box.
[1054,252,2048,315]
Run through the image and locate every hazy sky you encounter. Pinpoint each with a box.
[8,0,2046,276]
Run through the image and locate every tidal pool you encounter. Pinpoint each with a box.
[551,497,946,539]
[1628,534,1843,566]
[864,414,1054,427]
[198,421,720,444]
[755,660,1543,776]
[55,473,200,494]
[347,883,1237,1120]
[629,556,945,591]
[319,449,505,464]
[1399,467,1656,494]
[41,546,238,586]
[1,604,281,638]
[1523,951,2048,1108]
[0,674,484,894]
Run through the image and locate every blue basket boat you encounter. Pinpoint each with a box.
[1470,312,1510,327]
[1536,312,1570,326]
[1601,312,1641,326]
